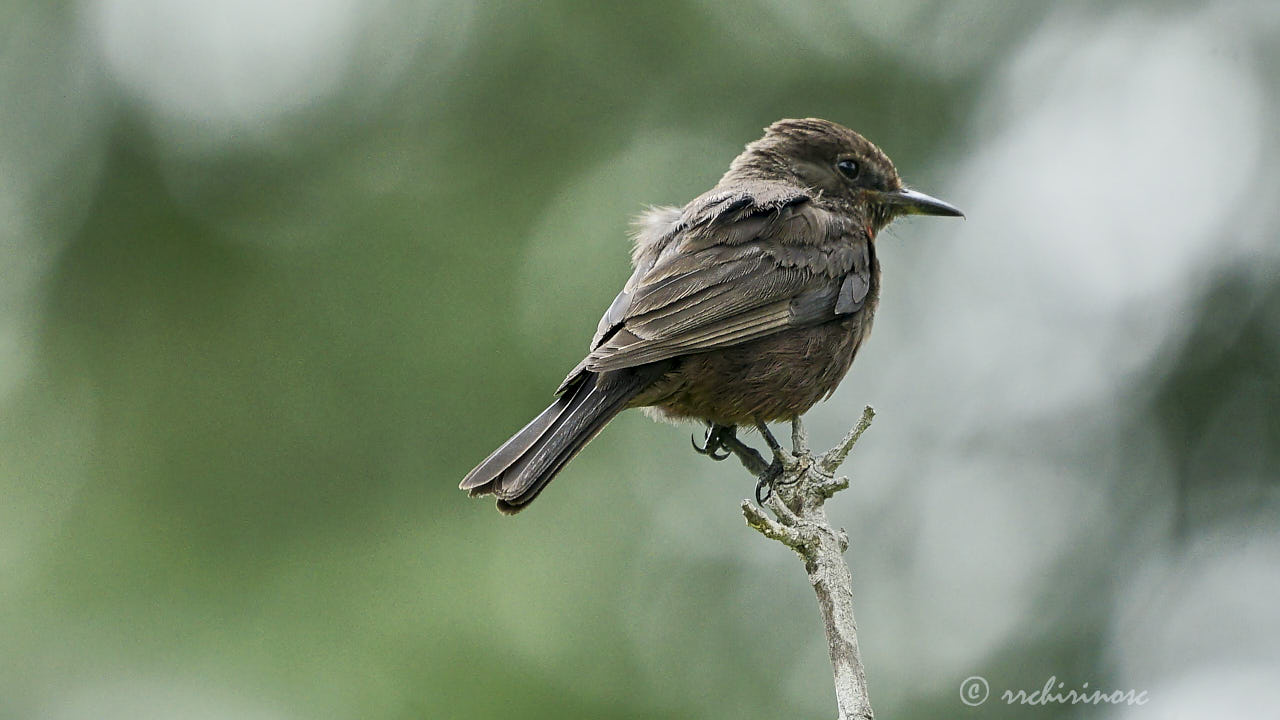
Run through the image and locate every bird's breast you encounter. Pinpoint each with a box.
[638,299,877,426]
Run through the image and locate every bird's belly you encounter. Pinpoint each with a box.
[638,313,873,426]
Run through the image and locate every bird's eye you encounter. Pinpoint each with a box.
[836,159,860,180]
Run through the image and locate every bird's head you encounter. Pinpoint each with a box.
[728,118,963,233]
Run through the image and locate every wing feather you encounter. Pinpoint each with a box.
[586,301,794,372]
[566,181,871,379]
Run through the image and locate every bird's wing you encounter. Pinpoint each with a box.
[566,184,872,380]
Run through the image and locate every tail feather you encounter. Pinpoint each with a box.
[460,370,649,513]
[459,381,582,492]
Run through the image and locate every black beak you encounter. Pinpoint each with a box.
[879,188,964,218]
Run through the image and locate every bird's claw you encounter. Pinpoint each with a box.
[691,434,732,461]
[753,459,801,505]
[754,458,786,504]
[691,424,735,461]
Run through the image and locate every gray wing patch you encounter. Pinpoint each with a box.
[834,241,872,314]
[835,271,869,314]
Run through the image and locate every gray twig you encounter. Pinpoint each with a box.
[736,406,877,720]
[819,406,875,475]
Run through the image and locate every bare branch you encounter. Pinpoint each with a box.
[791,415,810,456]
[818,405,875,475]
[741,500,803,548]
[737,410,877,720]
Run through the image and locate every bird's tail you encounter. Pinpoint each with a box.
[460,370,648,514]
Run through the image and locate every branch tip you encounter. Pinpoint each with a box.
[818,405,875,474]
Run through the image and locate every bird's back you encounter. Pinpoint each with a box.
[633,238,879,425]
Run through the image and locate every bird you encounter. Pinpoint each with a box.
[461,118,962,513]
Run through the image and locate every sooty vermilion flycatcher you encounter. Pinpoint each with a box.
[462,118,963,513]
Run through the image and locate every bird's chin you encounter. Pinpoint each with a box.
[866,207,896,235]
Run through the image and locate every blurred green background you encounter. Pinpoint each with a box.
[3,1,1278,718]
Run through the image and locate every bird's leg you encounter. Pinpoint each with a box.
[755,421,785,458]
[691,423,735,461]
[753,420,798,502]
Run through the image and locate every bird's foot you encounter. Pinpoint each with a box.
[691,423,736,461]
[754,461,784,504]
[753,420,804,504]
